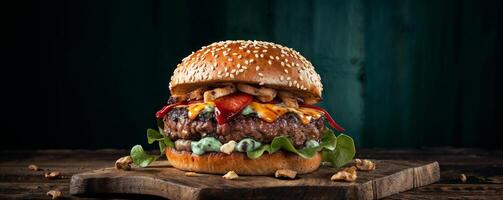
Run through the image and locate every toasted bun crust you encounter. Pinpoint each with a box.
[165,148,321,175]
[169,40,323,103]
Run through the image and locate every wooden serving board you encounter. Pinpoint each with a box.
[70,160,439,200]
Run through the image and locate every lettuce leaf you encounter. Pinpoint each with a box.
[130,145,159,167]
[322,134,356,167]
[131,127,175,167]
[247,128,355,168]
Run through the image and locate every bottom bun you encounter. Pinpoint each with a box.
[165,148,321,175]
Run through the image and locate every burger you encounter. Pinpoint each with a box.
[131,40,355,175]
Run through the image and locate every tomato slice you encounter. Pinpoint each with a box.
[155,101,187,118]
[301,104,346,132]
[214,93,253,124]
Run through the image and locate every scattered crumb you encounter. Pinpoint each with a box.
[460,173,467,183]
[185,172,201,177]
[331,166,357,182]
[355,159,376,171]
[223,171,239,180]
[44,171,61,179]
[28,164,40,171]
[46,190,62,199]
[115,156,133,170]
[275,169,297,179]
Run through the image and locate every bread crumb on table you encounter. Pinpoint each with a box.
[275,169,297,179]
[223,171,239,180]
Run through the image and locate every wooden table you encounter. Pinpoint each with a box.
[1,148,502,199]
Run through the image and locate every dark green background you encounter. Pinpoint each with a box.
[5,0,501,149]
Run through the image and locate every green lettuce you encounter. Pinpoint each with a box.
[132,120,355,168]
[131,125,174,167]
[247,129,355,168]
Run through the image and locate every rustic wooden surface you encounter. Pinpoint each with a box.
[1,148,502,199]
[69,160,439,200]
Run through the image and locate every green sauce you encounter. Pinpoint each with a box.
[241,105,254,115]
[191,137,222,155]
[235,138,261,152]
[305,139,320,148]
[203,104,214,113]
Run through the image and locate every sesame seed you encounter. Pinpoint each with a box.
[228,58,233,62]
[259,82,265,85]
[246,50,251,53]
[244,60,249,64]
[256,66,260,71]
[262,49,268,52]
[242,66,248,69]
[269,56,274,59]
[287,76,291,80]
[239,69,244,72]
[232,53,238,56]
[255,54,259,58]
[280,75,284,81]
[284,69,289,73]
[237,55,242,59]
[231,69,236,73]
[275,56,279,60]
[281,62,285,66]
[249,59,254,63]
[237,64,241,68]
[253,50,259,53]
[258,73,264,77]
[286,63,291,68]
[224,67,228,72]
[268,60,272,65]
[230,73,234,78]
[225,72,230,77]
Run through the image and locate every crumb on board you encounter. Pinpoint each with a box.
[223,171,239,180]
[355,159,376,171]
[331,166,357,182]
[275,169,297,179]
[115,156,133,170]
[44,171,61,179]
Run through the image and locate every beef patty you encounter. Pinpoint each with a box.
[163,107,325,147]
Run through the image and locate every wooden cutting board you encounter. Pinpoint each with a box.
[70,160,439,200]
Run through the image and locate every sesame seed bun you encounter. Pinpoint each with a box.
[165,148,322,175]
[169,40,323,103]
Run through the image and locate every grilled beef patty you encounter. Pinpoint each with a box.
[163,107,325,147]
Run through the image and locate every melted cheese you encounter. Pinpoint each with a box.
[182,101,322,124]
[249,102,322,124]
[187,102,214,120]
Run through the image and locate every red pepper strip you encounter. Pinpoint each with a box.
[214,93,253,124]
[301,104,346,132]
[155,101,187,118]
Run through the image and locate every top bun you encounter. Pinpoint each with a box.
[169,40,323,102]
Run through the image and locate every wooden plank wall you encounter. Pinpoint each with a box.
[4,0,501,149]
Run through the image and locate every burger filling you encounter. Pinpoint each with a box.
[153,84,349,161]
[164,106,325,149]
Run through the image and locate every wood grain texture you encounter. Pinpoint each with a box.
[69,160,439,200]
[2,148,502,199]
